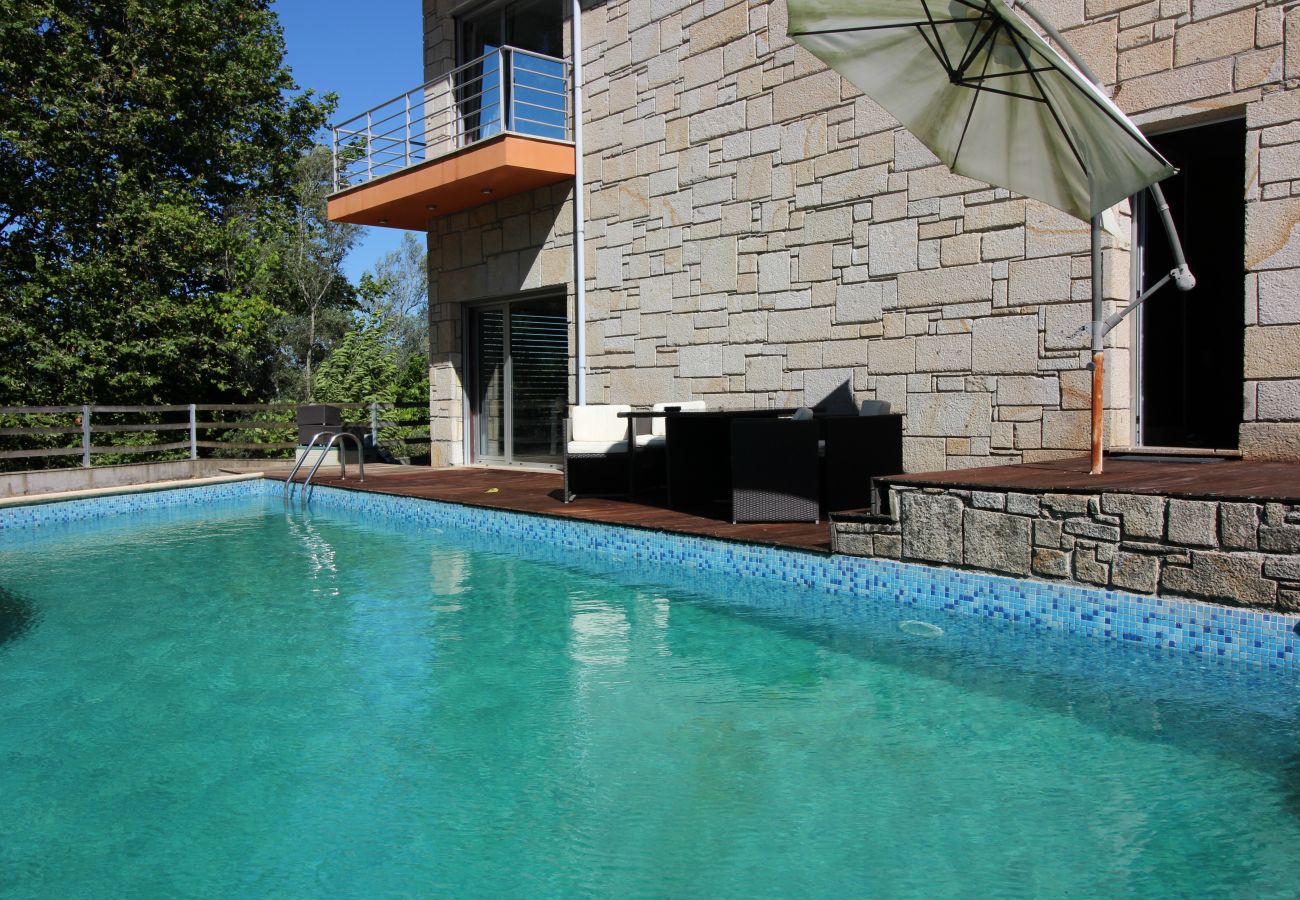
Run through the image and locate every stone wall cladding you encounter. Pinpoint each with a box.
[420,0,1300,466]
[834,484,1300,611]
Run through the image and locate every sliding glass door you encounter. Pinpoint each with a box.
[469,295,568,466]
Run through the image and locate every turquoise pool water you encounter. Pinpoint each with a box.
[2,496,1299,897]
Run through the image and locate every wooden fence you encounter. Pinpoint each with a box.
[0,403,430,469]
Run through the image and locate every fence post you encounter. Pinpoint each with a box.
[81,404,91,468]
[370,402,379,451]
[189,404,198,460]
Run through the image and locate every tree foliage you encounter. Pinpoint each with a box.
[0,0,332,404]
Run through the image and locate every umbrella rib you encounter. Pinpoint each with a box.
[920,0,957,73]
[1006,30,1089,173]
[955,2,1001,75]
[951,27,999,170]
[789,20,965,37]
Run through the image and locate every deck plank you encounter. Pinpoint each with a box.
[265,465,833,553]
[884,455,1300,503]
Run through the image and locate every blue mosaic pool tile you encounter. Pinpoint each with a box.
[2,477,1298,673]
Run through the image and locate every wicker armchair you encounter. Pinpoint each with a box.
[563,404,632,502]
[729,418,821,523]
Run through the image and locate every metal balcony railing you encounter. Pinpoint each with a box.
[331,47,572,193]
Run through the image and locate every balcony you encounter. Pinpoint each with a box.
[327,47,575,230]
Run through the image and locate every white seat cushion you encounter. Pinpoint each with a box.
[635,434,667,449]
[859,399,891,416]
[567,440,629,455]
[651,400,705,436]
[569,404,632,443]
[792,407,815,421]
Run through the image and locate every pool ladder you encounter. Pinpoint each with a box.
[284,431,365,503]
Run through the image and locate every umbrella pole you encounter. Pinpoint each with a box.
[1089,215,1104,475]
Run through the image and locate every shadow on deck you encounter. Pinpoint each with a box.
[264,464,833,553]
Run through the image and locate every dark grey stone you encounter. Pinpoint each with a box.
[1218,502,1260,551]
[900,492,964,564]
[1161,552,1276,607]
[1260,524,1300,554]
[1006,492,1041,516]
[1278,589,1300,612]
[971,491,1006,510]
[1111,551,1159,593]
[1165,499,1218,548]
[1263,556,1300,581]
[1063,519,1121,542]
[1033,519,1063,548]
[1043,493,1090,515]
[963,508,1032,575]
[1073,546,1109,585]
[834,533,874,556]
[1032,547,1070,578]
[1101,493,1166,540]
[874,534,902,558]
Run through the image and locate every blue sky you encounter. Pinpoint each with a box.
[275,0,425,283]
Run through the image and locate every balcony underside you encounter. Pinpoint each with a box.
[326,135,575,231]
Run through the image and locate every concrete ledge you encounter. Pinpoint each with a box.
[0,471,265,508]
[0,459,269,500]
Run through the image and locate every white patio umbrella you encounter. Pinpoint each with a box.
[789,0,1195,473]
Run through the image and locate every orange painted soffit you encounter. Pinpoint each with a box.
[326,135,576,230]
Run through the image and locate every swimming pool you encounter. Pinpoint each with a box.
[2,483,1298,896]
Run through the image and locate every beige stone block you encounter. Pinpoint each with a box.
[1259,142,1300,186]
[972,315,1040,373]
[1118,39,1173,80]
[700,237,738,293]
[868,337,916,374]
[915,333,973,372]
[1245,196,1300,270]
[836,282,888,324]
[798,244,833,283]
[908,392,993,437]
[1289,7,1300,81]
[822,166,889,204]
[1041,409,1090,449]
[744,355,784,392]
[1044,304,1091,350]
[767,306,835,343]
[773,69,844,122]
[1258,268,1300,324]
[1008,256,1073,305]
[1235,48,1283,91]
[1113,59,1233,113]
[1026,203,1091,258]
[1063,18,1118,85]
[735,154,774,201]
[908,165,987,200]
[897,264,993,307]
[1085,0,1149,16]
[982,227,1026,261]
[1244,325,1300,379]
[869,220,919,276]
[941,234,982,267]
[1239,421,1300,459]
[1174,8,1256,66]
[689,0,746,53]
[894,129,940,171]
[964,199,1027,233]
[903,437,947,472]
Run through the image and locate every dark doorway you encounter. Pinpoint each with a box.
[1137,118,1245,449]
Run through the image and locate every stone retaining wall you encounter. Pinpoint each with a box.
[833,485,1300,611]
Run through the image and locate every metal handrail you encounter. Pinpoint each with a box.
[283,430,337,500]
[300,431,366,503]
[330,46,572,193]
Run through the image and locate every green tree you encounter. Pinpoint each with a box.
[277,145,360,401]
[358,231,428,367]
[0,0,332,404]
[313,319,399,404]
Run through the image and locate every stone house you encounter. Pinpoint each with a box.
[328,0,1300,473]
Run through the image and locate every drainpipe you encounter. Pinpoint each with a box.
[571,0,587,406]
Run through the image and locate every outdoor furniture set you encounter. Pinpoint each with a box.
[563,400,903,523]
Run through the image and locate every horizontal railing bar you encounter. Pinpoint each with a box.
[0,426,82,436]
[195,440,299,451]
[90,441,192,455]
[196,421,294,431]
[91,405,192,413]
[91,422,191,433]
[0,406,82,415]
[0,447,86,459]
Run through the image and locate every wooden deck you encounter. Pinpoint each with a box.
[884,454,1300,503]
[264,465,833,553]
